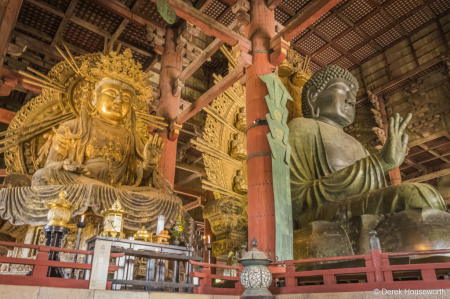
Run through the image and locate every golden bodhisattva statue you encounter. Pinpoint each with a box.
[290,65,450,259]
[230,133,247,161]
[235,107,247,132]
[233,170,248,194]
[0,48,194,237]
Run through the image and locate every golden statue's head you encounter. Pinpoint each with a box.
[79,48,153,123]
[94,78,135,123]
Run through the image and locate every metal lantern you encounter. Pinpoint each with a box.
[45,190,72,227]
[101,200,127,238]
[133,226,153,242]
[239,237,273,297]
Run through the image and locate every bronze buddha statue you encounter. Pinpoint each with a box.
[289,65,450,258]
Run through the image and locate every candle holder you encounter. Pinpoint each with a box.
[70,216,87,279]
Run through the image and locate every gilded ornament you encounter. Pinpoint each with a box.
[45,191,72,227]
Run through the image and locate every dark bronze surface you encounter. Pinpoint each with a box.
[290,65,448,259]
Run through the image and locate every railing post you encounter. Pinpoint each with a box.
[31,250,50,277]
[369,230,384,282]
[285,261,296,287]
[421,269,437,281]
[236,264,244,295]
[323,274,336,285]
[198,266,211,294]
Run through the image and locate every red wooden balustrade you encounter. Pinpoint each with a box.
[0,241,124,289]
[190,248,450,296]
[189,260,244,295]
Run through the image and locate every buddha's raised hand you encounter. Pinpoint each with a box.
[143,133,164,169]
[377,113,412,172]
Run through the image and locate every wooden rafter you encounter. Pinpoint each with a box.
[90,0,165,32]
[183,197,205,211]
[149,0,251,50]
[273,0,342,43]
[176,65,245,124]
[176,172,202,186]
[0,0,23,67]
[356,56,443,104]
[406,167,450,183]
[174,184,205,198]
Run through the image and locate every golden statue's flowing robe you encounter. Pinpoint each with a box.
[0,113,196,236]
[289,118,446,230]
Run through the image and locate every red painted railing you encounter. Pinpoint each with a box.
[0,241,124,289]
[189,260,244,295]
[191,248,450,295]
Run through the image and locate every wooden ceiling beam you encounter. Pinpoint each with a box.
[25,0,64,17]
[176,172,202,186]
[179,38,225,82]
[108,19,129,52]
[272,0,342,42]
[405,167,450,183]
[149,0,251,50]
[50,0,79,50]
[11,31,63,61]
[90,0,165,32]
[0,0,23,68]
[176,161,204,174]
[15,22,53,43]
[0,109,16,124]
[174,184,205,198]
[143,54,160,72]
[176,64,245,124]
[195,0,214,11]
[355,56,443,105]
[183,198,205,211]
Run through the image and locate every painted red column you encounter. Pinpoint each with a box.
[157,28,183,185]
[245,0,276,257]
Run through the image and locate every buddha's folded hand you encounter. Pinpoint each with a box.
[62,159,90,175]
[143,133,164,170]
[377,113,412,172]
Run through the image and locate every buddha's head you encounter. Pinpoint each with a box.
[93,78,135,123]
[240,107,246,113]
[301,65,358,128]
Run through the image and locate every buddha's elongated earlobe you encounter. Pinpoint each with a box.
[307,99,320,118]
[307,89,320,118]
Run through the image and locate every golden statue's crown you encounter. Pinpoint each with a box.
[80,48,153,103]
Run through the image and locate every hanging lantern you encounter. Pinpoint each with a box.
[45,191,72,227]
[101,200,127,238]
[133,226,153,242]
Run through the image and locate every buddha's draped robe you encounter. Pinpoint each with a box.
[289,118,446,230]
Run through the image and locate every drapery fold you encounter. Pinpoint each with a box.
[0,183,195,238]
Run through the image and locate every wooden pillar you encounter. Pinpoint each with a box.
[245,0,276,257]
[157,28,183,185]
[0,0,23,67]
[379,95,402,185]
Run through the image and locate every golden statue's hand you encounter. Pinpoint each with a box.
[143,133,164,169]
[62,159,90,175]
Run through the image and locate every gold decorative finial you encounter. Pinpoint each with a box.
[45,191,72,227]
